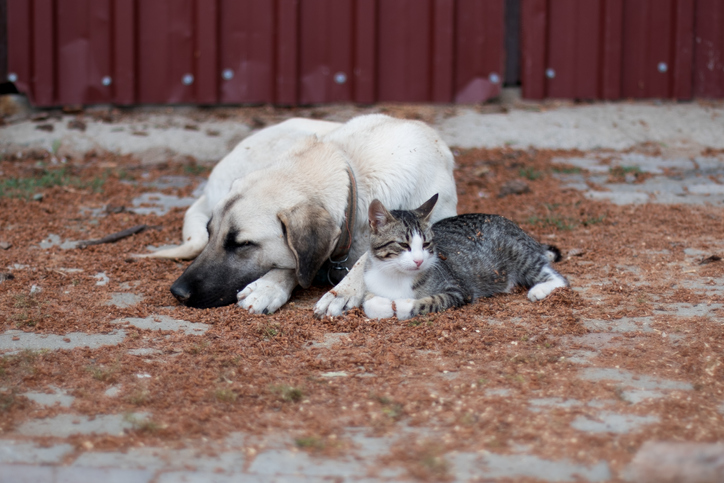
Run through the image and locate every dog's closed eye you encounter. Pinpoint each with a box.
[224,231,257,251]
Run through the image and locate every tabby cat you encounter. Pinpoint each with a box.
[363,194,569,320]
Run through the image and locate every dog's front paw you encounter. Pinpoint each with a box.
[363,296,394,319]
[313,288,364,318]
[237,279,289,314]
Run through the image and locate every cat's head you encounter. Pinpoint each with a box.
[367,194,438,274]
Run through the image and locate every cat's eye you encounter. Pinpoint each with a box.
[423,242,432,249]
[398,242,410,250]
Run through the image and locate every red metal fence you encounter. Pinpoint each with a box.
[521,0,724,100]
[5,0,724,106]
[6,0,505,106]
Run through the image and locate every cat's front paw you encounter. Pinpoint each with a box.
[394,299,415,320]
[363,296,394,319]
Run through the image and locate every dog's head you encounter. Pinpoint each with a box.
[170,169,342,309]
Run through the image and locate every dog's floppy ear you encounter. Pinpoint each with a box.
[278,203,341,289]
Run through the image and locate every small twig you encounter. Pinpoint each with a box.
[77,224,147,249]
[699,255,722,265]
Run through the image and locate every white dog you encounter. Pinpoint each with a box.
[147,114,458,315]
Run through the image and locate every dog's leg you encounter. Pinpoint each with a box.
[137,196,210,259]
[314,252,368,317]
[237,268,297,314]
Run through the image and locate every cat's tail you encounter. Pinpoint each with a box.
[542,245,562,263]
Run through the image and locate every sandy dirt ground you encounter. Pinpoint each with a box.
[0,99,723,482]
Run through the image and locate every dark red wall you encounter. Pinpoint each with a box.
[521,0,722,100]
[6,0,504,106]
[6,0,723,106]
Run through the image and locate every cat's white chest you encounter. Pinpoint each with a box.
[364,266,416,300]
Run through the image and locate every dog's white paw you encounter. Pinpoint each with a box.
[394,299,415,320]
[363,296,394,319]
[314,290,364,317]
[237,279,288,314]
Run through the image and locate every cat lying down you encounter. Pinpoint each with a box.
[362,194,569,320]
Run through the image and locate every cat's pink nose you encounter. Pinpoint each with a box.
[414,259,423,267]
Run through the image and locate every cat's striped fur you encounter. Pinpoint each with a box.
[363,194,569,320]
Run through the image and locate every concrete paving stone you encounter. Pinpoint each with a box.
[583,316,655,333]
[156,473,388,483]
[104,385,122,397]
[248,449,370,477]
[484,388,511,397]
[584,191,651,205]
[111,315,209,336]
[38,233,79,250]
[320,371,349,378]
[105,292,145,308]
[55,467,155,483]
[143,175,196,190]
[552,157,611,173]
[528,398,583,412]
[622,441,724,483]
[307,333,348,349]
[564,350,597,365]
[449,451,612,482]
[0,441,74,464]
[617,153,697,173]
[0,465,55,483]
[130,192,196,216]
[694,155,724,172]
[15,412,148,438]
[437,104,724,151]
[620,389,666,404]
[571,411,660,434]
[0,113,251,163]
[23,385,75,407]
[0,329,126,354]
[94,272,110,286]
[654,303,723,318]
[73,446,247,473]
[579,367,694,392]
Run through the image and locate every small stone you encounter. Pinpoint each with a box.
[67,119,87,131]
[0,273,15,283]
[82,441,94,450]
[30,285,42,294]
[0,241,11,250]
[568,248,585,257]
[498,179,530,198]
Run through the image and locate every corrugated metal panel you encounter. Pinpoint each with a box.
[694,0,724,98]
[299,0,353,104]
[219,0,275,104]
[112,0,136,105]
[56,0,112,105]
[521,0,698,100]
[18,0,724,105]
[455,0,504,102]
[6,0,506,106]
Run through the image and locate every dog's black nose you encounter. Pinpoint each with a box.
[170,281,191,304]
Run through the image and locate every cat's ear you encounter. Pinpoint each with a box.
[369,199,393,232]
[414,194,438,221]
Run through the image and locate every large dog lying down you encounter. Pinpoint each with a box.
[146,114,458,316]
